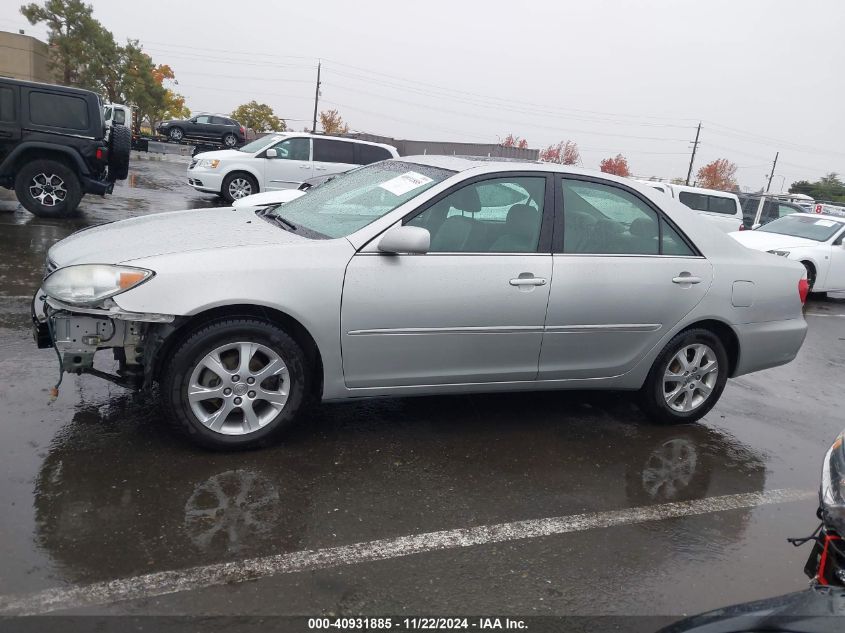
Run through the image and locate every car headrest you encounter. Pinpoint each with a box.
[449,186,481,214]
[506,204,540,236]
[629,217,658,238]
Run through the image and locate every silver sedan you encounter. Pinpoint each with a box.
[34,157,808,449]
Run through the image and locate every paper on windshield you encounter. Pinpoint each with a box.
[379,172,433,196]
[816,220,836,227]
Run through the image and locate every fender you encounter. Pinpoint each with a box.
[0,141,91,177]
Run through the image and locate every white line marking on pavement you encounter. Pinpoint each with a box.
[805,311,845,317]
[0,488,814,616]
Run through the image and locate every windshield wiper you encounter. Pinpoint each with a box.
[257,208,297,232]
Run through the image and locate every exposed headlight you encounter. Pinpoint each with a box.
[197,159,220,169]
[767,249,790,257]
[43,264,154,306]
[821,431,845,535]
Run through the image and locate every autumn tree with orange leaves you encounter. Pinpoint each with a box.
[599,154,631,177]
[696,159,738,190]
[539,140,580,165]
[501,134,529,149]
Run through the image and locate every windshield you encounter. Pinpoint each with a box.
[757,215,844,242]
[267,161,454,238]
[238,135,285,153]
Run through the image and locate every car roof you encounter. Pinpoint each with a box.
[255,132,397,151]
[0,77,96,97]
[790,212,845,222]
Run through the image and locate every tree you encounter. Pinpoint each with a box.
[501,133,528,149]
[696,158,738,190]
[539,140,580,165]
[21,0,109,87]
[319,109,349,135]
[599,154,631,177]
[231,101,285,133]
[670,177,686,185]
[789,174,845,203]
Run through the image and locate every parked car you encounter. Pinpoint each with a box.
[187,133,399,202]
[34,157,808,449]
[0,78,130,217]
[157,114,246,148]
[636,181,744,233]
[729,210,845,292]
[738,193,804,229]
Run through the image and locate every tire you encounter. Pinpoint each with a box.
[221,172,258,202]
[638,328,729,425]
[801,261,816,291]
[14,159,83,218]
[169,127,184,142]
[222,133,237,148]
[161,318,310,450]
[108,125,131,181]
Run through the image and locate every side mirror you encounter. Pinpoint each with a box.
[377,225,430,254]
[265,148,278,158]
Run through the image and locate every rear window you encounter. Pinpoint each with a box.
[678,191,737,215]
[357,144,393,165]
[29,91,89,130]
[314,139,355,164]
[0,87,14,123]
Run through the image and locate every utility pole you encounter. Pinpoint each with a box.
[765,151,779,192]
[311,61,321,134]
[685,122,701,186]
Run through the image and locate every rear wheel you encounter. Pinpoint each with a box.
[638,328,728,425]
[161,319,310,450]
[222,172,257,202]
[14,159,82,218]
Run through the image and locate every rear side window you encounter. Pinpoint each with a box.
[0,87,14,122]
[562,179,694,256]
[678,191,737,215]
[356,144,393,165]
[29,92,89,130]
[314,139,355,164]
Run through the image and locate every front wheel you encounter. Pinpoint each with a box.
[222,172,257,202]
[638,329,728,425]
[222,133,237,147]
[162,319,310,450]
[169,127,184,142]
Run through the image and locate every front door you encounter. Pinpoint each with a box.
[539,177,713,379]
[341,174,553,388]
[262,137,312,190]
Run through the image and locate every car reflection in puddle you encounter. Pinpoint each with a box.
[32,391,767,586]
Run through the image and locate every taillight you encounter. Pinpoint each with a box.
[240,126,245,135]
[738,224,746,231]
[798,278,810,304]
[96,148,104,160]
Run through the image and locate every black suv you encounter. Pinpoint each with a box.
[0,78,130,217]
[157,115,245,147]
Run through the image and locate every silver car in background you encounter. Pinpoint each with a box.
[34,157,809,449]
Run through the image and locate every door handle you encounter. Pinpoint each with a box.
[314,166,327,171]
[672,275,703,284]
[509,277,547,286]
[299,165,311,169]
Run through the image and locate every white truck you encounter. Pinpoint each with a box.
[635,180,744,233]
[103,103,132,139]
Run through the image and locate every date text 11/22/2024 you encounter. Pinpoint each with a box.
[307,617,528,630]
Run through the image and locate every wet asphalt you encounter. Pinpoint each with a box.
[0,156,844,620]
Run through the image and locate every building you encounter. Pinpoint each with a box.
[0,31,53,83]
[346,132,539,160]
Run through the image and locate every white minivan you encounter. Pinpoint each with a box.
[635,181,744,233]
[188,133,399,202]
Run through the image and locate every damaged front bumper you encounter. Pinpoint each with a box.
[32,290,175,387]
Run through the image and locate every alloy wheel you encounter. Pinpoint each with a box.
[187,341,289,435]
[228,178,252,199]
[28,173,67,207]
[662,343,719,413]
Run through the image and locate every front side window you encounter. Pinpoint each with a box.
[266,161,453,239]
[314,139,355,164]
[29,92,88,130]
[357,144,393,165]
[406,177,545,253]
[268,137,310,161]
[562,180,694,256]
[758,215,844,242]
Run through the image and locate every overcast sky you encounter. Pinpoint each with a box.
[2,0,842,189]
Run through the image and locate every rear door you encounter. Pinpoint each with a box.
[313,138,357,177]
[0,83,20,162]
[539,176,713,380]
